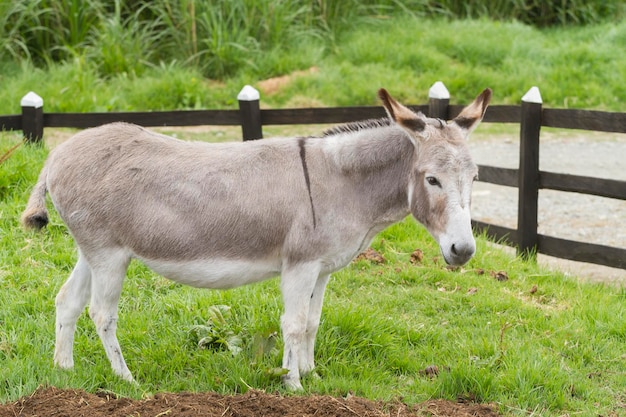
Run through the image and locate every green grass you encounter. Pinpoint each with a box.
[265,18,626,110]
[2,16,626,115]
[1,130,626,416]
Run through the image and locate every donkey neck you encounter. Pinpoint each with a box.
[320,125,415,223]
[322,125,414,174]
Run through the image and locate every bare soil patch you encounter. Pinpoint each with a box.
[0,387,502,417]
[257,67,319,96]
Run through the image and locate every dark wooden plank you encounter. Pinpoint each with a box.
[34,103,524,130]
[538,234,626,269]
[408,105,430,115]
[260,104,520,126]
[540,171,626,200]
[7,104,626,132]
[474,223,626,270]
[0,115,22,131]
[472,220,518,245]
[44,110,241,128]
[477,165,518,187]
[542,108,626,133]
[261,106,389,125]
[449,105,520,123]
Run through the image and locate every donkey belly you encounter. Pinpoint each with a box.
[140,257,281,289]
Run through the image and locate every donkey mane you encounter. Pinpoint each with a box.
[322,115,457,141]
[322,118,392,137]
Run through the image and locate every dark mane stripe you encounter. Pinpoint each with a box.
[322,118,391,137]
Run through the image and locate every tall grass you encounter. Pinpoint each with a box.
[1,0,624,79]
[0,0,389,78]
[0,0,103,64]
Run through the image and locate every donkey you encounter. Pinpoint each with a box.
[22,88,491,390]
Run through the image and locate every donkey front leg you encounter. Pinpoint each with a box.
[280,261,321,390]
[87,251,134,382]
[301,273,330,375]
[54,250,92,369]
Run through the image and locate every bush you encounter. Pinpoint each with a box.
[428,0,626,27]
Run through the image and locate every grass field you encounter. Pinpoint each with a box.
[1,15,626,114]
[1,127,626,416]
[2,5,626,415]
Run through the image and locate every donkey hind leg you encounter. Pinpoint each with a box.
[301,273,330,375]
[87,250,133,381]
[54,250,92,369]
[280,261,321,390]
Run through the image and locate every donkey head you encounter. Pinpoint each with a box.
[379,88,492,266]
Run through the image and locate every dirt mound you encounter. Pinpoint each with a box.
[0,387,502,417]
[257,67,318,95]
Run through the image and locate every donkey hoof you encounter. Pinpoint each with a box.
[114,369,135,383]
[53,355,74,370]
[282,375,304,391]
[122,373,135,383]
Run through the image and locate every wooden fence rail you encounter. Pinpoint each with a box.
[1,84,625,270]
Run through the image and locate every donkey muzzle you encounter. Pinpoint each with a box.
[443,239,476,266]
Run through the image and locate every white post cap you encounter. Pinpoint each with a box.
[428,81,450,99]
[237,85,260,101]
[522,86,542,104]
[20,91,44,108]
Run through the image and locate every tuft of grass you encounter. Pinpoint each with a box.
[2,129,626,416]
[0,0,103,64]
[85,0,162,78]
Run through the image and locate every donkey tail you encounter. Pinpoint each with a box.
[21,163,50,230]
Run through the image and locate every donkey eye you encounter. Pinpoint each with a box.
[426,176,441,187]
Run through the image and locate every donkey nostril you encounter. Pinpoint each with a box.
[446,242,475,266]
[450,242,474,258]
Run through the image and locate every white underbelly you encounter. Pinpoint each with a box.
[139,257,282,289]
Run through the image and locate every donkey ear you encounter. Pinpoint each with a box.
[378,88,426,137]
[452,88,492,138]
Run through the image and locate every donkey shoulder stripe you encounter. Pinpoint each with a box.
[297,137,317,229]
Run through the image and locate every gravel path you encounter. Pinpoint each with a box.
[468,129,626,284]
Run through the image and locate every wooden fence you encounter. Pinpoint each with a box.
[2,84,625,270]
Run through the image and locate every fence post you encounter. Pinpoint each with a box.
[428,81,450,119]
[517,86,543,259]
[237,85,262,141]
[21,91,44,144]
